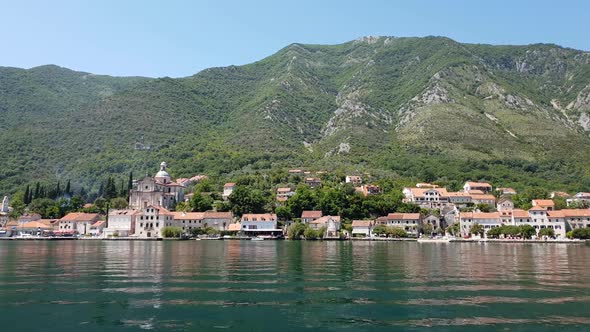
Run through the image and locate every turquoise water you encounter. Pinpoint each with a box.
[0,240,589,331]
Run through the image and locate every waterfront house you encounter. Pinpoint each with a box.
[171,211,205,234]
[463,181,492,194]
[345,175,362,185]
[301,210,322,223]
[15,221,52,236]
[223,183,236,200]
[103,209,137,237]
[402,187,450,209]
[240,213,281,236]
[226,222,242,235]
[376,213,421,236]
[305,177,321,188]
[58,212,100,236]
[532,199,555,211]
[89,220,106,237]
[521,207,566,238]
[135,205,173,238]
[459,212,502,237]
[423,214,443,231]
[308,215,341,238]
[351,220,374,237]
[447,192,472,207]
[202,211,233,231]
[560,209,590,230]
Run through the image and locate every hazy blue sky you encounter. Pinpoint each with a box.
[1,0,588,77]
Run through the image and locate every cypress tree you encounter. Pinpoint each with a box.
[34,182,41,199]
[24,185,30,205]
[98,182,104,198]
[128,171,133,191]
[56,181,61,198]
[65,180,71,197]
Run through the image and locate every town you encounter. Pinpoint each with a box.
[1,161,590,241]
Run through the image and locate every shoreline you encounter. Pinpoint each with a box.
[0,237,587,244]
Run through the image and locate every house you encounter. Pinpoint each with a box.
[376,213,422,236]
[497,198,514,211]
[550,191,570,199]
[345,176,362,185]
[566,192,590,207]
[135,205,173,238]
[37,219,59,231]
[471,194,496,207]
[459,212,502,237]
[288,169,303,175]
[171,211,206,234]
[240,213,281,236]
[301,210,322,223]
[14,221,52,236]
[447,192,472,207]
[305,177,321,188]
[128,162,185,210]
[89,221,106,237]
[103,209,137,237]
[423,214,443,231]
[222,183,236,200]
[58,213,101,235]
[463,181,492,194]
[560,209,590,230]
[201,211,233,231]
[522,206,566,238]
[402,187,450,208]
[531,199,555,211]
[496,187,517,195]
[226,222,242,235]
[356,185,381,196]
[351,220,374,237]
[277,187,295,202]
[308,216,341,238]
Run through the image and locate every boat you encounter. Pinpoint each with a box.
[417,236,451,243]
[251,236,265,241]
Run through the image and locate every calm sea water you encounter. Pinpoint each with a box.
[0,240,589,331]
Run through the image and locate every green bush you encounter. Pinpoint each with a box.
[162,227,182,238]
[571,227,590,239]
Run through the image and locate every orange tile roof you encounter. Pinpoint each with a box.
[408,188,449,197]
[512,209,530,218]
[532,199,555,207]
[277,187,292,193]
[302,210,322,218]
[547,211,565,218]
[309,215,341,224]
[386,213,421,220]
[203,211,233,219]
[465,181,492,188]
[471,194,497,201]
[91,220,105,228]
[528,206,547,212]
[171,212,205,220]
[560,209,590,217]
[60,212,100,222]
[352,220,373,227]
[16,221,52,229]
[224,183,236,187]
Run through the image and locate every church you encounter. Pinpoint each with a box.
[128,162,184,210]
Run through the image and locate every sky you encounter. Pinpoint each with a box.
[0,0,588,77]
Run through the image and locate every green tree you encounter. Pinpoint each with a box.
[162,226,182,238]
[304,227,319,240]
[191,192,214,212]
[372,224,387,237]
[571,228,590,239]
[387,227,408,238]
[519,225,536,239]
[110,197,128,209]
[538,228,555,238]
[446,222,460,236]
[470,223,484,237]
[486,227,502,239]
[228,186,267,216]
[275,205,293,220]
[287,222,307,240]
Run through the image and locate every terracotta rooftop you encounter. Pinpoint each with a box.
[352,220,373,227]
[60,212,100,222]
[386,213,421,220]
[301,210,323,219]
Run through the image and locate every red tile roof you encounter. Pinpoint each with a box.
[60,213,100,222]
[301,210,323,219]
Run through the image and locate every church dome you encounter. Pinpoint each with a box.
[154,162,171,183]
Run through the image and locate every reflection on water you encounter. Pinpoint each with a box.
[0,241,589,331]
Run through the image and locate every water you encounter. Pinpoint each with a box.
[0,241,589,331]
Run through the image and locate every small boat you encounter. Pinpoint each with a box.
[417,236,451,243]
[251,237,265,241]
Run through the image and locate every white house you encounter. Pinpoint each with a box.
[375,213,422,236]
[345,175,362,185]
[240,213,281,236]
[463,181,492,194]
[58,213,101,236]
[351,220,374,237]
[223,183,236,200]
[103,209,137,237]
[301,210,322,223]
[135,205,173,238]
[276,187,295,202]
[459,212,502,237]
[566,192,590,207]
[308,215,341,237]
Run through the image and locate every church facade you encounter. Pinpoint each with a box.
[128,162,184,210]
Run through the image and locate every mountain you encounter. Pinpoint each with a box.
[1,36,590,195]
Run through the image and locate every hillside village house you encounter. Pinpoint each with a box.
[496,187,517,195]
[375,213,422,236]
[305,177,322,188]
[497,198,515,211]
[345,175,362,185]
[15,221,52,236]
[240,213,281,236]
[403,187,450,208]
[301,211,323,223]
[416,183,438,188]
[18,213,42,224]
[532,199,555,211]
[276,187,295,202]
[308,215,341,238]
[463,181,493,193]
[103,209,137,237]
[58,212,100,235]
[171,211,206,234]
[89,221,106,237]
[288,169,303,175]
[459,212,502,237]
[566,192,590,207]
[561,209,590,229]
[223,183,236,200]
[135,205,173,238]
[351,220,374,237]
[129,162,184,210]
[471,194,496,206]
[356,185,381,196]
[201,212,233,231]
